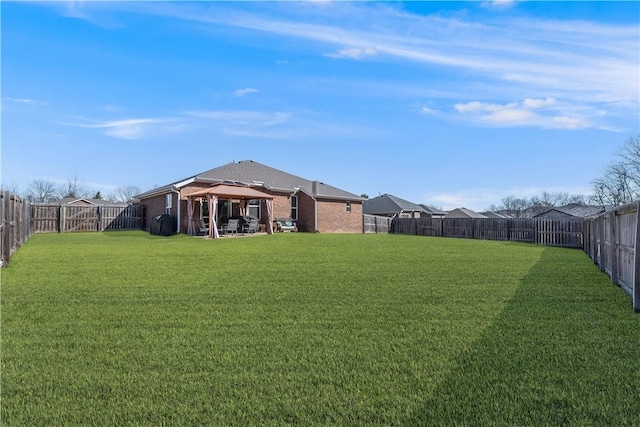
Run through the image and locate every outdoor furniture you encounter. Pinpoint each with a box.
[226,219,239,236]
[242,219,259,234]
[275,218,296,232]
[197,218,209,236]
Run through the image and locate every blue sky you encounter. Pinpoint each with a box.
[2,1,638,210]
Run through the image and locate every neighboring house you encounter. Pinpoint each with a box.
[533,203,605,219]
[135,160,365,234]
[419,204,447,219]
[481,211,513,219]
[446,207,487,219]
[363,194,431,218]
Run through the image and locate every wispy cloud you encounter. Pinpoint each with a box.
[481,0,516,10]
[142,2,634,130]
[454,97,594,129]
[184,110,290,126]
[233,88,259,97]
[325,46,378,60]
[62,117,182,139]
[5,97,46,106]
[183,110,291,139]
[48,2,638,131]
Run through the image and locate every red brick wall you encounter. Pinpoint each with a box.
[141,185,363,234]
[142,193,180,233]
[296,192,315,232]
[316,199,363,233]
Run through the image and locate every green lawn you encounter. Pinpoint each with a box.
[2,231,639,426]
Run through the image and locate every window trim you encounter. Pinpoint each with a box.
[291,195,298,220]
[165,193,172,215]
[248,199,261,219]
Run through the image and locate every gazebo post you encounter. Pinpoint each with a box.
[266,199,274,234]
[187,197,195,236]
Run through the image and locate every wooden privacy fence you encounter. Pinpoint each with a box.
[363,214,392,234]
[391,217,584,248]
[1,191,33,267]
[32,204,146,233]
[584,203,640,312]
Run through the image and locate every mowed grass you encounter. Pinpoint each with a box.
[2,231,639,426]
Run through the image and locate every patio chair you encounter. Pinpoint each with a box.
[226,219,239,236]
[242,219,259,234]
[275,218,296,232]
[197,218,209,236]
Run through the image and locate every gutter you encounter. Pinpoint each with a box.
[311,182,318,232]
[173,189,181,234]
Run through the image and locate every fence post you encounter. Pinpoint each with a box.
[1,191,9,267]
[591,219,597,264]
[598,216,606,272]
[634,203,640,312]
[609,210,618,286]
[58,205,64,233]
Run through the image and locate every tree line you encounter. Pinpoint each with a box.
[3,176,141,204]
[487,135,639,217]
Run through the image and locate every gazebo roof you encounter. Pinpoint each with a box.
[188,184,273,200]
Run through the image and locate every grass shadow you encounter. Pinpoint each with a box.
[406,246,640,426]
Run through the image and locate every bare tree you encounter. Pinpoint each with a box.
[0,182,20,195]
[591,135,640,208]
[27,179,57,202]
[489,191,589,216]
[500,195,530,217]
[57,176,90,199]
[112,185,142,204]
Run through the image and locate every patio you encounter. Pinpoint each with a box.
[186,184,274,239]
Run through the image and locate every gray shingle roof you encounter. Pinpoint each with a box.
[138,160,364,201]
[419,204,447,216]
[446,207,487,218]
[363,194,426,216]
[534,203,604,218]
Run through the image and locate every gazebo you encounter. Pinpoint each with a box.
[186,184,274,238]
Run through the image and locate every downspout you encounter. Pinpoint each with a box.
[173,188,181,234]
[312,182,318,232]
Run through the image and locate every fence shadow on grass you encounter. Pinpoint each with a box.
[405,247,640,426]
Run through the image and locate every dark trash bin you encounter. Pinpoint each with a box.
[150,214,176,236]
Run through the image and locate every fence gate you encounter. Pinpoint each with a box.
[63,206,100,232]
[363,214,392,234]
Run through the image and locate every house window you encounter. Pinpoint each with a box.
[346,201,351,212]
[291,196,298,220]
[248,199,261,219]
[165,194,172,215]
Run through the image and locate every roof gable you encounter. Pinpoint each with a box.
[363,194,426,215]
[534,203,604,218]
[446,207,487,218]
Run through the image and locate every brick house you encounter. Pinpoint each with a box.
[533,203,604,219]
[363,193,446,219]
[135,160,365,234]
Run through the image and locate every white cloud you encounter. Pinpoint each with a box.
[454,97,593,130]
[325,46,378,60]
[184,110,290,126]
[234,88,259,96]
[481,0,516,10]
[62,117,180,139]
[5,97,45,106]
[48,2,638,131]
[420,106,437,115]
